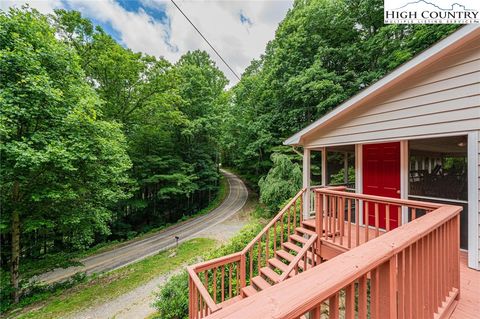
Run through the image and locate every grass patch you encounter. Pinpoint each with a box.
[14,238,217,319]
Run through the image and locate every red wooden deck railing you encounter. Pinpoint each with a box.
[188,188,308,318]
[201,190,461,319]
[315,188,443,251]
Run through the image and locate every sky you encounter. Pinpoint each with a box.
[1,0,294,86]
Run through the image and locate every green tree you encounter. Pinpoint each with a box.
[258,154,302,214]
[222,0,458,188]
[0,8,131,302]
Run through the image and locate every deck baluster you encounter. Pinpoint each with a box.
[356,199,360,247]
[345,283,355,319]
[386,204,390,232]
[228,263,232,299]
[329,293,339,319]
[213,268,217,303]
[347,198,351,248]
[221,266,225,302]
[365,201,369,243]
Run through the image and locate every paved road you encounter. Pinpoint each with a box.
[35,169,248,285]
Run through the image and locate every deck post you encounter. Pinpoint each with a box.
[303,148,311,219]
[239,254,246,290]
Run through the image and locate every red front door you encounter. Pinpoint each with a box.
[362,142,400,229]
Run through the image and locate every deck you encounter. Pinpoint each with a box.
[451,252,480,319]
[188,188,479,319]
[303,219,480,319]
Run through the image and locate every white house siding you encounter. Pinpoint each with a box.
[304,35,480,148]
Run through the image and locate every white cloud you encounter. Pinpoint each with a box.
[1,0,63,14]
[0,0,293,86]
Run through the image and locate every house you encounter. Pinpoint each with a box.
[188,25,480,318]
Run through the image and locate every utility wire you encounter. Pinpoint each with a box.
[170,0,241,81]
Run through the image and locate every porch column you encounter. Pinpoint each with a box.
[355,144,363,225]
[343,152,348,184]
[321,147,327,186]
[303,148,311,219]
[400,141,409,225]
[467,131,479,270]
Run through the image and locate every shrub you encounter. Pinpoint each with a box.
[258,153,302,215]
[153,271,189,319]
[153,219,263,318]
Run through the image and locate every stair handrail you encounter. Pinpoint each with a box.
[188,252,243,317]
[241,188,307,255]
[278,233,318,282]
[187,266,220,313]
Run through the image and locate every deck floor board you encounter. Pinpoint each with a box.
[450,252,480,319]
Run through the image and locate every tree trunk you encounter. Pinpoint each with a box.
[11,209,20,303]
[11,180,21,303]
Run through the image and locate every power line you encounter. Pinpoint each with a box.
[170,0,241,81]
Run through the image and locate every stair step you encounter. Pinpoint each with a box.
[252,276,271,290]
[276,249,295,263]
[282,241,301,253]
[242,285,258,297]
[290,234,308,244]
[296,227,316,237]
[260,267,280,284]
[302,219,316,230]
[268,258,288,272]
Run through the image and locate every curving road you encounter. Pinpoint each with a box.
[35,169,248,285]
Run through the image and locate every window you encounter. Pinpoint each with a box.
[408,136,468,248]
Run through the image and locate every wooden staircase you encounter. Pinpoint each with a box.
[188,188,320,318]
[241,222,318,297]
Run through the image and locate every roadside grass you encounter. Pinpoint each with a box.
[14,238,217,319]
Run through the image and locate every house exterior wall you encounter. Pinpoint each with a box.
[477,130,480,268]
[303,35,480,269]
[303,36,480,148]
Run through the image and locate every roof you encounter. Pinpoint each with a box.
[284,24,480,146]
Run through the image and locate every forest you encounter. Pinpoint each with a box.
[0,0,458,308]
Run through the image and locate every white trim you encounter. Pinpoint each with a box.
[401,141,409,225]
[284,25,480,146]
[304,131,476,149]
[303,148,311,219]
[355,144,363,225]
[467,131,479,270]
[321,147,327,186]
[408,195,468,205]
